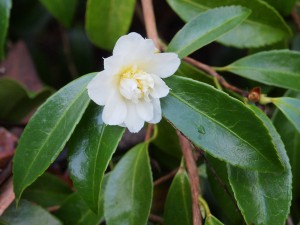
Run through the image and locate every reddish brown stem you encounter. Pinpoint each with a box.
[0,177,15,215]
[178,132,202,225]
[154,169,178,186]
[141,0,160,48]
[149,214,164,224]
[292,8,300,32]
[144,124,154,141]
[184,57,245,95]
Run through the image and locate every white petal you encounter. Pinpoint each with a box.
[103,55,124,74]
[141,53,180,78]
[113,32,156,64]
[87,71,114,105]
[102,92,127,125]
[149,99,162,123]
[150,74,170,98]
[136,101,153,122]
[124,102,145,133]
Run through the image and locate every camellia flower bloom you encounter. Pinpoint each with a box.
[87,32,180,133]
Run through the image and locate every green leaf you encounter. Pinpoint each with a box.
[0,0,12,59]
[273,91,300,199]
[39,0,78,27]
[0,200,62,225]
[55,193,103,225]
[206,155,243,225]
[272,97,300,133]
[164,168,192,225]
[167,6,250,58]
[205,215,224,225]
[262,0,297,15]
[22,172,72,208]
[162,76,283,172]
[0,78,53,122]
[227,105,292,225]
[85,0,136,50]
[68,103,125,214]
[104,143,153,225]
[221,50,300,92]
[166,0,291,48]
[13,73,95,202]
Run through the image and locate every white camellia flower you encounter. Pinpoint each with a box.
[87,32,180,133]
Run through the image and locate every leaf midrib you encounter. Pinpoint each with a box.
[18,86,89,195]
[93,124,106,212]
[169,91,275,166]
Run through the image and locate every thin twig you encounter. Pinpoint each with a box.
[141,0,160,48]
[47,205,60,212]
[60,26,78,79]
[149,214,164,224]
[0,177,15,215]
[144,124,154,141]
[184,57,245,95]
[292,8,300,32]
[154,168,178,186]
[178,132,202,225]
[286,215,294,225]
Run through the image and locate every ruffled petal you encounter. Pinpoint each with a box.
[141,53,180,78]
[136,101,153,122]
[113,32,156,65]
[103,55,124,74]
[150,74,170,98]
[87,71,114,105]
[149,98,162,123]
[102,92,127,125]
[124,102,145,133]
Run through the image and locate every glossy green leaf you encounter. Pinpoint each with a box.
[85,0,136,50]
[0,0,12,59]
[22,172,72,208]
[221,50,300,92]
[262,0,297,15]
[162,76,282,172]
[104,143,153,225]
[39,0,78,27]
[68,103,125,214]
[206,155,243,225]
[164,168,192,225]
[13,73,96,202]
[167,0,291,48]
[228,105,292,225]
[167,6,250,58]
[55,193,103,225]
[205,215,224,225]
[0,78,53,122]
[273,91,300,199]
[0,200,62,225]
[273,97,300,133]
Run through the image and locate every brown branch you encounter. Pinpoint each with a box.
[141,0,160,48]
[149,214,164,224]
[144,124,154,141]
[184,57,245,95]
[292,8,300,32]
[178,132,202,225]
[286,216,294,225]
[154,168,178,186]
[0,177,15,215]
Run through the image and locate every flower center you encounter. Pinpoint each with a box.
[119,65,154,103]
